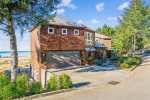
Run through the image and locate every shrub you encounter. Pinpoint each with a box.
[47,74,59,91]
[59,73,72,89]
[30,82,42,94]
[0,73,12,100]
[86,56,93,61]
[120,63,130,69]
[13,74,29,98]
[93,59,102,66]
[125,56,141,66]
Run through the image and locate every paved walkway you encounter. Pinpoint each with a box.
[35,54,150,100]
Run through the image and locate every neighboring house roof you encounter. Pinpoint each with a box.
[29,16,94,32]
[95,33,111,39]
[95,42,106,48]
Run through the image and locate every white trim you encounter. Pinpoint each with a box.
[62,28,67,34]
[86,32,93,45]
[48,27,54,34]
[74,29,79,35]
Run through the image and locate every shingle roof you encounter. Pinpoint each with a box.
[48,16,94,31]
[95,33,111,39]
[29,16,95,32]
[95,42,106,48]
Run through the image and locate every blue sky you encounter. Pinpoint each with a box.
[0,0,150,51]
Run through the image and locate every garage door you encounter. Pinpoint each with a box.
[46,51,81,69]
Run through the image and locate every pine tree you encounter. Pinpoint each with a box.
[0,0,60,81]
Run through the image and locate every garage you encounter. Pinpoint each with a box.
[46,51,81,69]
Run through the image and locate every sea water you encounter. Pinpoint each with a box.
[0,51,30,57]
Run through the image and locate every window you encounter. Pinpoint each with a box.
[62,28,67,34]
[74,29,79,35]
[48,27,54,34]
[86,32,93,45]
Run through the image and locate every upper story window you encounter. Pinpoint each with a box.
[86,32,93,45]
[62,28,67,34]
[48,27,54,34]
[74,29,79,35]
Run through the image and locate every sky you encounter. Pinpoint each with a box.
[0,0,150,51]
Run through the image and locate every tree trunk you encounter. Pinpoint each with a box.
[133,33,136,54]
[7,15,18,81]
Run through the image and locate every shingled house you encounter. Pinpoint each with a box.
[30,17,106,83]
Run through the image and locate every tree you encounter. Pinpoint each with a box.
[117,0,150,53]
[96,24,115,37]
[0,0,61,81]
[95,27,101,33]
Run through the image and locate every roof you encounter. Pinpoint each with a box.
[95,33,111,39]
[95,42,106,48]
[85,47,96,51]
[29,16,94,32]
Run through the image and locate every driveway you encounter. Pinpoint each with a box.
[35,54,150,100]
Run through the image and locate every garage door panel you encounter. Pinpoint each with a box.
[46,51,80,69]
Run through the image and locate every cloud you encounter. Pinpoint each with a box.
[118,2,129,10]
[56,9,65,14]
[91,19,99,24]
[96,3,104,12]
[61,0,76,9]
[107,17,118,21]
[77,19,83,24]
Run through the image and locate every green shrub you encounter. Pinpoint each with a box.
[0,73,12,100]
[30,82,42,94]
[86,56,93,61]
[47,74,59,91]
[125,56,141,66]
[120,63,130,69]
[13,74,29,98]
[93,59,102,66]
[0,73,10,88]
[59,73,72,89]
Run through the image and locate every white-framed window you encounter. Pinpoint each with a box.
[86,32,93,45]
[48,27,54,34]
[74,29,79,35]
[62,28,67,34]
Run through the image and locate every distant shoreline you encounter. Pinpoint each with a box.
[0,51,30,57]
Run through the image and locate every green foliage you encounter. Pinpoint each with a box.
[13,74,29,98]
[30,82,42,95]
[86,56,93,61]
[47,74,59,91]
[114,0,150,54]
[0,73,12,100]
[124,56,141,66]
[93,59,102,66]
[59,73,73,89]
[96,28,101,33]
[120,63,130,69]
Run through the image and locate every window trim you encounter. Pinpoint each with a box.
[48,27,54,34]
[62,28,67,34]
[74,29,80,35]
[86,32,93,45]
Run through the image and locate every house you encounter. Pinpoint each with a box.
[95,33,111,50]
[30,17,105,84]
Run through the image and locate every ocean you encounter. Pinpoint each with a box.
[0,51,30,57]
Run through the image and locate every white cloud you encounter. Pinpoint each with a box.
[61,0,76,9]
[107,17,118,21]
[56,9,65,14]
[77,19,83,24]
[96,3,104,12]
[91,19,99,24]
[118,2,129,10]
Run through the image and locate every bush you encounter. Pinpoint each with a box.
[30,82,42,94]
[47,74,59,91]
[120,63,130,69]
[0,73,12,100]
[13,74,29,98]
[59,73,72,89]
[125,56,141,66]
[93,59,102,66]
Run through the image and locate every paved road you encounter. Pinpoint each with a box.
[36,56,150,100]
